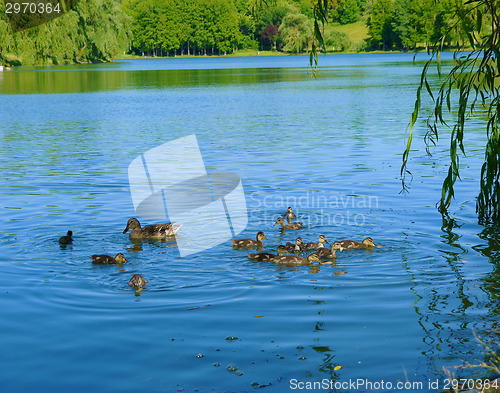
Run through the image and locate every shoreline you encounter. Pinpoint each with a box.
[2,48,466,68]
[116,49,404,61]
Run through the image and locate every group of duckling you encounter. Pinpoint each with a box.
[58,207,379,286]
[58,218,182,289]
[232,207,380,266]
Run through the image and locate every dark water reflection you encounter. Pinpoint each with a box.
[0,54,499,392]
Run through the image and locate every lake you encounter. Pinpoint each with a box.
[0,53,498,392]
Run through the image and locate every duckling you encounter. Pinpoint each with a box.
[90,253,129,265]
[316,244,338,260]
[332,237,379,251]
[284,237,303,252]
[274,217,303,230]
[128,274,148,288]
[123,217,182,239]
[232,231,268,249]
[283,207,296,221]
[302,235,329,250]
[248,245,288,261]
[58,230,73,245]
[273,252,322,266]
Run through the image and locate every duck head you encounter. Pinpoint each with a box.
[114,253,129,263]
[129,273,147,288]
[331,241,343,251]
[274,217,285,226]
[308,253,322,263]
[123,218,141,233]
[277,245,288,255]
[256,231,268,241]
[362,237,377,247]
[318,235,329,244]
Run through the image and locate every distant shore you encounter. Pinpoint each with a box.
[116,48,397,61]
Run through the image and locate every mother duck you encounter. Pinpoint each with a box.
[123,218,182,239]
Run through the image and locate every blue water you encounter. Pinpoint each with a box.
[0,53,498,392]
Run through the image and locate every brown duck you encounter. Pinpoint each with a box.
[302,235,329,250]
[90,253,129,265]
[247,245,288,261]
[273,252,322,266]
[128,274,148,288]
[316,244,338,260]
[274,217,303,230]
[284,237,303,252]
[283,207,296,221]
[232,231,268,249]
[332,237,379,251]
[123,217,182,239]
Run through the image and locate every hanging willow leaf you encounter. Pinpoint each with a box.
[401,0,500,224]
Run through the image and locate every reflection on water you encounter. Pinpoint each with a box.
[0,54,499,392]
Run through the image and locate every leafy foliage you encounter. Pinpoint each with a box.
[0,0,130,66]
[307,0,500,223]
[123,0,241,56]
[279,12,314,53]
[402,0,500,224]
[367,0,456,50]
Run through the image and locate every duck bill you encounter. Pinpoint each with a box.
[325,240,330,244]
[122,224,130,234]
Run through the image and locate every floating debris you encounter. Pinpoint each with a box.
[196,354,204,358]
[252,382,273,388]
[225,364,243,375]
[225,336,238,341]
[185,304,211,311]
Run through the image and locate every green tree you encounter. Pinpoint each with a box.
[237,13,259,49]
[279,11,314,53]
[367,0,394,50]
[1,0,130,65]
[0,2,16,65]
[337,0,360,24]
[328,0,361,24]
[323,28,350,51]
[210,0,240,54]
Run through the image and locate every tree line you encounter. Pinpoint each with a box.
[0,0,474,66]
[123,0,470,57]
[367,0,462,51]
[121,0,352,56]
